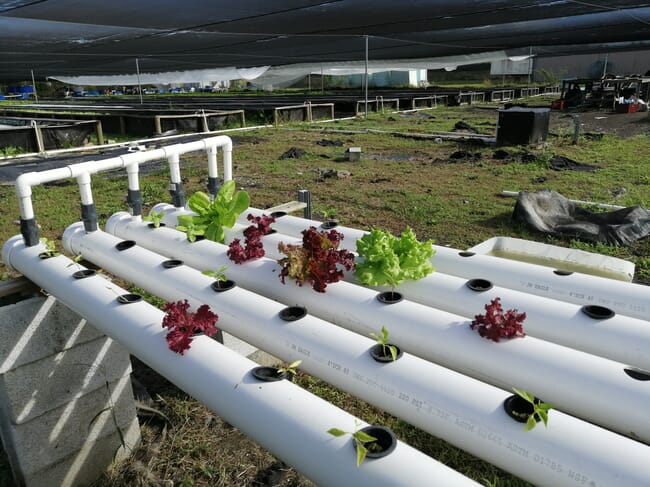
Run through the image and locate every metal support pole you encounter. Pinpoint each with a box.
[364,35,369,119]
[297,190,312,220]
[30,70,38,103]
[135,58,143,105]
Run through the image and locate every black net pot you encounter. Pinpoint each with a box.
[211,280,236,292]
[251,366,292,382]
[369,343,403,363]
[354,425,397,460]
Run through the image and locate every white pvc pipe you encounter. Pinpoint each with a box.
[60,225,650,486]
[76,172,93,206]
[240,209,650,321]
[103,214,650,445]
[13,135,233,223]
[1,237,469,487]
[221,222,650,373]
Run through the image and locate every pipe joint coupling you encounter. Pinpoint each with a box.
[81,203,99,232]
[127,189,143,216]
[20,218,40,246]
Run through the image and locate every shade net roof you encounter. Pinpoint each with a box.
[2,1,650,83]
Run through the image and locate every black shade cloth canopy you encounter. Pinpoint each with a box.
[2,1,650,81]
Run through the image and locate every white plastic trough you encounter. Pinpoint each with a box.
[104,213,650,445]
[59,225,650,487]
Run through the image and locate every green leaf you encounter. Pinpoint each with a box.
[327,428,347,437]
[353,430,377,443]
[187,191,212,216]
[512,388,536,404]
[525,415,537,431]
[355,443,368,467]
[387,344,398,361]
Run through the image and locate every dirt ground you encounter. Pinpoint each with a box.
[550,107,650,138]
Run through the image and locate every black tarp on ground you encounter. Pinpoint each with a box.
[513,189,650,245]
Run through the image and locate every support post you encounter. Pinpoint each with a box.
[135,58,143,105]
[297,190,312,220]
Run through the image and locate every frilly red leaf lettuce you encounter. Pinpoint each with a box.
[277,227,355,293]
[161,299,219,354]
[470,297,526,342]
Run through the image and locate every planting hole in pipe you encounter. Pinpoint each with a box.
[38,251,58,260]
[117,293,143,304]
[279,306,307,322]
[270,211,287,219]
[161,259,184,269]
[376,291,403,304]
[369,343,403,363]
[263,229,278,235]
[466,278,493,292]
[582,305,616,320]
[321,220,339,230]
[503,394,540,424]
[624,367,650,381]
[458,251,475,257]
[553,269,574,276]
[72,269,96,279]
[354,426,397,460]
[148,222,166,229]
[211,280,236,292]
[251,366,291,382]
[115,240,136,251]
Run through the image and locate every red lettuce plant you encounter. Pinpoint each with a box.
[227,214,275,264]
[470,297,526,342]
[161,299,219,354]
[278,227,355,292]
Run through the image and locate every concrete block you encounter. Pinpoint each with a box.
[3,374,139,476]
[0,296,104,372]
[21,416,141,487]
[0,336,132,424]
[345,147,361,161]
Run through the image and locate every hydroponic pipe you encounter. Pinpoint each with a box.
[103,214,650,444]
[240,208,650,321]
[14,135,233,246]
[61,225,650,487]
[220,223,650,373]
[1,238,470,487]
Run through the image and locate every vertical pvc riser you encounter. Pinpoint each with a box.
[237,208,650,321]
[1,236,476,487]
[221,222,650,373]
[64,225,650,487]
[100,214,650,446]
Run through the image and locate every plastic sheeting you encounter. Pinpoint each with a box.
[513,189,650,246]
[2,2,650,81]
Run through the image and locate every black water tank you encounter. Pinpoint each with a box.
[496,107,550,146]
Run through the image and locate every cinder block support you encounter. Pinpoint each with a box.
[0,294,141,486]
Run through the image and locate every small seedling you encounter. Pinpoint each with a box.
[327,421,378,466]
[143,209,165,228]
[176,217,206,242]
[322,207,337,220]
[39,237,59,257]
[512,388,554,431]
[202,264,229,282]
[276,359,302,377]
[369,326,398,361]
[67,254,84,269]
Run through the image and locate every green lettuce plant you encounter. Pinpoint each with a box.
[176,180,249,243]
[354,227,435,288]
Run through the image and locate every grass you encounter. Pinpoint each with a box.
[0,103,648,486]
